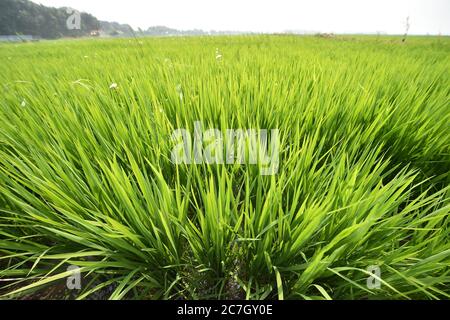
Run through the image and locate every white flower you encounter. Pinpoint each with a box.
[215,48,223,61]
[176,84,183,101]
[84,55,89,58]
[109,83,118,90]
[20,99,26,107]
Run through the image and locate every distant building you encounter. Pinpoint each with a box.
[0,35,37,42]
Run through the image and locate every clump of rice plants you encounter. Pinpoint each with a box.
[0,35,449,300]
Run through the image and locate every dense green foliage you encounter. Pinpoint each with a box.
[0,0,100,39]
[0,0,134,39]
[0,35,449,300]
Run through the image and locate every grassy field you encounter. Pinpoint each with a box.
[0,35,449,300]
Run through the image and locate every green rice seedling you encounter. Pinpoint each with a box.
[0,35,449,300]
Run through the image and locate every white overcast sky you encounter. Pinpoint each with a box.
[32,0,450,35]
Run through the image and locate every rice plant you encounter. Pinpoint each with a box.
[0,35,449,300]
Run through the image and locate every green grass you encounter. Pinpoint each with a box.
[0,35,449,300]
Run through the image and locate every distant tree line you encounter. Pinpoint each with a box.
[0,0,249,40]
[0,0,132,39]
